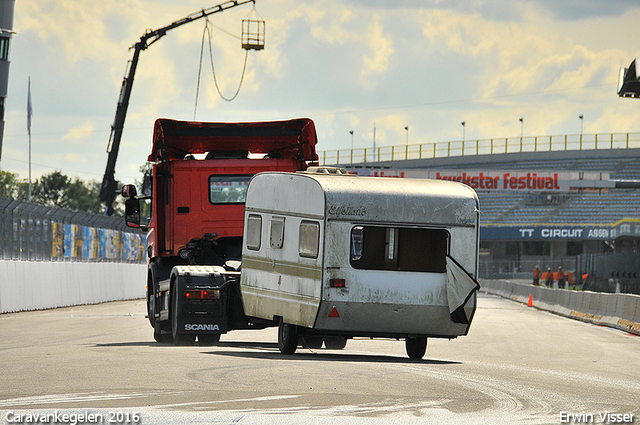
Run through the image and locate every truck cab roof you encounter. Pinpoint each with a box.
[148,118,319,164]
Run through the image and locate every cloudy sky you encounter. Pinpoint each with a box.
[2,0,640,184]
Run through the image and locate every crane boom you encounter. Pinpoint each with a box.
[100,0,255,215]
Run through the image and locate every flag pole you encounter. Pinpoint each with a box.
[27,76,32,202]
[28,128,31,202]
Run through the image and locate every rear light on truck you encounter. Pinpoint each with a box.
[184,289,221,300]
[330,278,346,288]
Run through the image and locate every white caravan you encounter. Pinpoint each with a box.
[240,168,480,358]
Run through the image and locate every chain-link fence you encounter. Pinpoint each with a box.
[0,197,145,263]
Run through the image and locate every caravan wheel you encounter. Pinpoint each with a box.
[278,319,298,354]
[405,337,427,359]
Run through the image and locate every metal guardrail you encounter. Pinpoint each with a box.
[481,279,640,335]
[0,197,145,263]
[319,132,640,165]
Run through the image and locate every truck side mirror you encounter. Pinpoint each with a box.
[125,198,142,228]
[122,184,138,198]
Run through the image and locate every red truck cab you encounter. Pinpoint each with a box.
[124,118,318,343]
[146,117,318,263]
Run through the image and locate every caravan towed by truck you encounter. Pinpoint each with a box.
[240,167,481,358]
[122,117,480,358]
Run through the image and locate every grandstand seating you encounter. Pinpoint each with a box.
[440,153,640,225]
[433,157,640,180]
[345,148,640,226]
[477,190,640,225]
[473,154,640,225]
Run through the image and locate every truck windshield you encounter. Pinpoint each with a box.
[209,175,252,204]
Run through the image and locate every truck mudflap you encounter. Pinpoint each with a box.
[171,265,241,336]
[445,255,481,325]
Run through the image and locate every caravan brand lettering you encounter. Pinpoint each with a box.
[328,205,366,217]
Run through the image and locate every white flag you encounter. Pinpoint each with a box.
[27,77,32,136]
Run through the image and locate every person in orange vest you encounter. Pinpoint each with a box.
[557,267,566,287]
[546,267,554,287]
[533,265,541,286]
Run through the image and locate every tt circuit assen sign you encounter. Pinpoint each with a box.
[481,220,640,241]
[351,169,612,192]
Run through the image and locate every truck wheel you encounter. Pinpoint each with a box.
[153,324,172,343]
[171,285,194,345]
[405,337,427,359]
[278,319,298,354]
[324,336,347,350]
[147,265,158,327]
[146,287,155,327]
[147,261,168,329]
[198,334,221,345]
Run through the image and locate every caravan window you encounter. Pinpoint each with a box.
[246,214,262,250]
[350,226,449,273]
[299,221,320,258]
[270,217,285,249]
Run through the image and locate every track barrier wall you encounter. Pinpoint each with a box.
[481,279,640,335]
[0,260,146,313]
[0,197,147,313]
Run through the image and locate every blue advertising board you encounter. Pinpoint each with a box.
[481,220,640,241]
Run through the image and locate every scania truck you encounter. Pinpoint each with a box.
[122,117,318,344]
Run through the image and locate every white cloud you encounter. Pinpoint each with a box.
[416,6,627,99]
[361,14,394,82]
[63,120,93,141]
[4,0,640,182]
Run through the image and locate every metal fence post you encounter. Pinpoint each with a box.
[610,133,613,149]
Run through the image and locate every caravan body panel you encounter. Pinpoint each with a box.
[241,172,480,338]
[240,173,325,327]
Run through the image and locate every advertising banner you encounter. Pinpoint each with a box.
[350,169,612,192]
[63,224,74,258]
[82,226,95,259]
[481,220,640,240]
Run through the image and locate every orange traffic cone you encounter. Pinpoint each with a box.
[527,294,533,307]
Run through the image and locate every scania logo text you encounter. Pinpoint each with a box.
[184,324,220,331]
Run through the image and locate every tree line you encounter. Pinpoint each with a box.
[0,169,114,215]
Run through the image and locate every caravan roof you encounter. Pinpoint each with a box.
[246,172,478,227]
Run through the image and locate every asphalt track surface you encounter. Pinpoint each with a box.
[1,293,639,424]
